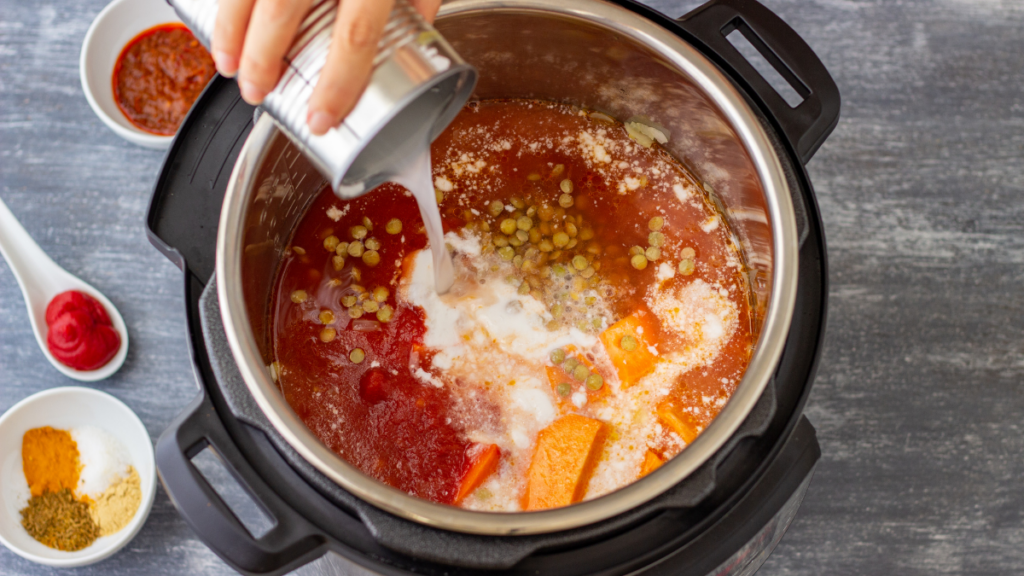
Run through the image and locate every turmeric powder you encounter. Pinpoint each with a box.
[22,426,81,497]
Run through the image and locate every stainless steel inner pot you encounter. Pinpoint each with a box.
[216,0,798,536]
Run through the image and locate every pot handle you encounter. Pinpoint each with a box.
[156,391,326,576]
[676,0,840,164]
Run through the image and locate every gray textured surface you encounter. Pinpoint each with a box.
[2,0,1023,574]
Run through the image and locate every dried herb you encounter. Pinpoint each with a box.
[20,488,99,551]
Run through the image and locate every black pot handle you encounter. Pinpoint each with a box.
[156,391,326,576]
[676,0,840,164]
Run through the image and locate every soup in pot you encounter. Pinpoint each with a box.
[269,100,753,511]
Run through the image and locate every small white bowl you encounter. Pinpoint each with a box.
[0,387,156,567]
[80,0,184,149]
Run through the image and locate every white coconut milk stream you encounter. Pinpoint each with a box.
[390,147,455,294]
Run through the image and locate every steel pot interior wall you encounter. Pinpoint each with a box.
[219,0,797,535]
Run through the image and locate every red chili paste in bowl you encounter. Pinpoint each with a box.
[45,291,121,371]
[112,23,216,136]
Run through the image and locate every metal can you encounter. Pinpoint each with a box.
[168,0,477,197]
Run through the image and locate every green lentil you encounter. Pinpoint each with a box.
[620,335,638,351]
[332,255,346,271]
[553,232,570,248]
[646,246,661,261]
[585,373,604,391]
[323,235,340,252]
[681,247,696,259]
[550,348,566,364]
[435,189,444,203]
[291,290,308,303]
[631,254,648,270]
[572,364,589,382]
[556,382,572,397]
[498,246,515,260]
[629,245,645,256]
[376,305,394,322]
[347,241,364,257]
[342,294,357,307]
[572,255,588,270]
[349,348,366,363]
[648,216,664,231]
[510,196,525,209]
[336,241,349,256]
[500,218,517,235]
[648,231,665,247]
[385,219,402,234]
[362,250,381,267]
[560,179,574,194]
[362,300,379,313]
[558,193,574,208]
[488,200,504,217]
[538,239,554,252]
[350,225,368,240]
[348,307,364,319]
[581,266,596,278]
[562,357,579,373]
[517,216,534,231]
[372,286,389,302]
[678,259,696,276]
[365,238,381,251]
[551,303,564,318]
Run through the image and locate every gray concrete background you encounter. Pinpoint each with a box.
[2,0,1023,574]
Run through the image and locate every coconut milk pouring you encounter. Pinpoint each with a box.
[168,0,473,292]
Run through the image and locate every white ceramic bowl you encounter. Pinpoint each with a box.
[80,0,184,148]
[0,387,157,567]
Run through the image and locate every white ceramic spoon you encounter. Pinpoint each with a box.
[0,196,128,381]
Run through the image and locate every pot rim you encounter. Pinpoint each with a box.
[216,0,798,536]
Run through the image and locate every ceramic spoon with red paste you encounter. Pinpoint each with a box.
[0,196,128,381]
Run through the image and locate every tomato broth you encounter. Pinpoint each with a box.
[270,100,754,510]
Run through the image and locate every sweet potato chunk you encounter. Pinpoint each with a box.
[639,450,666,478]
[521,414,607,510]
[599,311,661,387]
[656,400,700,444]
[455,444,501,504]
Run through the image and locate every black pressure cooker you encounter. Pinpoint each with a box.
[147,0,838,574]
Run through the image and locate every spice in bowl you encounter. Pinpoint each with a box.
[112,23,216,135]
[19,425,141,551]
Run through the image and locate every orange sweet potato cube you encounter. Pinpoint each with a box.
[455,444,501,504]
[639,450,666,478]
[656,400,700,444]
[521,414,607,510]
[599,311,660,387]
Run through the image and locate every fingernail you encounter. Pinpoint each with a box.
[239,80,266,104]
[213,50,238,77]
[307,111,336,135]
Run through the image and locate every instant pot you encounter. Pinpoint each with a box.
[148,0,838,574]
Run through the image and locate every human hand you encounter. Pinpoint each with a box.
[211,0,443,135]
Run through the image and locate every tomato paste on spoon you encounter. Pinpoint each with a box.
[45,291,121,371]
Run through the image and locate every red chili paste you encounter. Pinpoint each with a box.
[45,291,120,371]
[112,23,216,136]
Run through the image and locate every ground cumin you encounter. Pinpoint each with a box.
[22,426,81,497]
[20,489,99,551]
